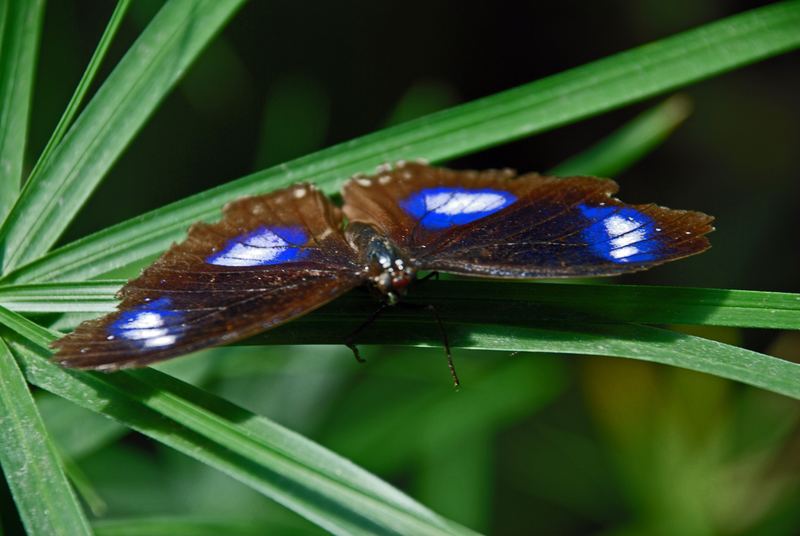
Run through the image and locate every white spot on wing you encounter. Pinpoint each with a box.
[603,214,648,259]
[118,311,175,347]
[209,228,293,267]
[425,191,508,216]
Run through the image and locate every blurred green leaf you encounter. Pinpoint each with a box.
[253,73,330,169]
[5,280,797,331]
[0,0,246,273]
[550,95,693,177]
[385,80,458,126]
[0,336,91,535]
[37,392,127,459]
[323,357,565,472]
[0,0,44,221]
[0,307,476,536]
[93,516,287,536]
[5,0,799,284]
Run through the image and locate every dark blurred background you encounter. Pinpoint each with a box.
[12,1,800,534]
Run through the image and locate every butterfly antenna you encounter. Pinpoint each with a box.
[345,302,391,364]
[425,303,460,388]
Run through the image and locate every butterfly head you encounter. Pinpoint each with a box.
[347,222,416,305]
[371,256,415,305]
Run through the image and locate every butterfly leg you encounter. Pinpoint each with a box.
[424,303,460,388]
[399,301,460,388]
[345,302,391,364]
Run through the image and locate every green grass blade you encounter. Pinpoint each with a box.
[5,0,800,284]
[0,337,92,536]
[26,0,131,182]
[235,311,800,400]
[0,309,476,536]
[3,280,797,331]
[0,280,121,312]
[0,0,44,222]
[0,0,246,273]
[550,95,692,177]
[1,279,798,400]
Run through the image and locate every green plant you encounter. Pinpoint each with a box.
[0,1,798,534]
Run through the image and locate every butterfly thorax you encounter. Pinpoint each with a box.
[346,222,416,305]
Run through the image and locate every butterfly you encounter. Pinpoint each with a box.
[52,162,713,384]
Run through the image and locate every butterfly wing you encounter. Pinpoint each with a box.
[53,184,364,370]
[342,163,713,278]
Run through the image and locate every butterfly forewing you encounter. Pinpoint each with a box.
[343,163,713,278]
[53,184,363,369]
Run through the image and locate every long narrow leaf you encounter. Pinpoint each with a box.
[0,0,245,273]
[0,337,91,535]
[0,0,44,221]
[5,1,800,284]
[1,280,798,402]
[3,280,797,331]
[0,280,122,312]
[231,311,800,400]
[27,0,131,182]
[0,308,475,536]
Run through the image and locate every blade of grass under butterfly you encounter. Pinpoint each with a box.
[0,337,91,536]
[0,0,44,222]
[4,1,800,284]
[3,280,797,331]
[0,309,476,536]
[1,276,796,400]
[0,0,246,274]
[234,312,800,400]
[26,1,131,185]
[549,95,692,177]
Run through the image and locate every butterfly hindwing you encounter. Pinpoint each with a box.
[52,184,363,369]
[343,163,713,278]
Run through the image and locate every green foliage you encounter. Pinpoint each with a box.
[0,1,798,534]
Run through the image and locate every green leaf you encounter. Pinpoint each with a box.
[0,337,91,536]
[37,392,127,459]
[0,308,476,536]
[0,0,246,273]
[238,309,800,400]
[3,280,797,331]
[0,280,121,312]
[0,0,44,221]
[550,95,692,177]
[26,0,131,184]
[5,0,800,284]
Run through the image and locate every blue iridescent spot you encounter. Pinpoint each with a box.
[206,226,309,267]
[578,204,661,263]
[401,187,517,230]
[109,297,183,348]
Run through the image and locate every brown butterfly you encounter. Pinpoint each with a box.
[53,162,713,384]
